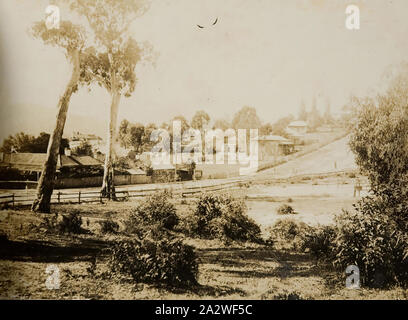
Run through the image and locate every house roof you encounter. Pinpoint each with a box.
[152,163,175,170]
[71,133,102,141]
[127,168,146,175]
[0,153,50,172]
[0,153,102,172]
[60,155,80,167]
[288,120,307,127]
[257,135,290,142]
[70,155,103,166]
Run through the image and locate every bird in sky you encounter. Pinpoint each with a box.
[197,18,219,29]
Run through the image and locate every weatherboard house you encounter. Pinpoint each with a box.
[286,120,308,144]
[0,152,103,181]
[256,135,294,161]
[286,120,308,136]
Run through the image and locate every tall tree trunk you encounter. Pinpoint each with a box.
[32,50,80,213]
[100,90,120,200]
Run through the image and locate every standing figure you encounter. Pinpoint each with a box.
[354,177,362,197]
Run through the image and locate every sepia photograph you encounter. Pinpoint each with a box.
[0,0,407,305]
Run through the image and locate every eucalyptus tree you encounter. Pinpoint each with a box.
[71,0,151,199]
[31,20,86,213]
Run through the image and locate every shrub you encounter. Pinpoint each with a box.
[99,218,120,234]
[267,219,312,249]
[301,225,336,261]
[108,234,198,287]
[58,211,83,234]
[42,211,83,234]
[276,204,296,215]
[273,291,304,300]
[127,191,179,232]
[333,197,408,287]
[190,192,262,243]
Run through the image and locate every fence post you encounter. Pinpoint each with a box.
[78,191,81,204]
[12,194,15,208]
[58,192,61,204]
[99,192,103,203]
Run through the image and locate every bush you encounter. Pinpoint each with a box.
[267,219,312,249]
[99,218,120,234]
[190,192,262,243]
[273,291,304,300]
[277,204,296,215]
[333,197,408,288]
[58,211,83,234]
[42,211,83,234]
[127,191,179,232]
[108,234,198,287]
[301,225,336,261]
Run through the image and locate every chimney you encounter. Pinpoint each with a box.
[64,148,72,156]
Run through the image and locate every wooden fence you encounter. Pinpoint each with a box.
[0,180,244,208]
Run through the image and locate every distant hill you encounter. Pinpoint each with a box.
[0,104,107,142]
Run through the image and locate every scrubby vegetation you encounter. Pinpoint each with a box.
[107,233,198,287]
[276,204,297,215]
[98,218,120,234]
[333,197,408,288]
[341,72,408,288]
[127,190,179,233]
[267,219,312,249]
[301,224,336,261]
[41,211,84,234]
[186,192,263,243]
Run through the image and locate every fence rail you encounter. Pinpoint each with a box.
[0,180,244,208]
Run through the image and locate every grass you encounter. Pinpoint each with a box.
[0,190,407,300]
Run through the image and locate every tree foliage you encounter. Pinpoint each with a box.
[30,20,85,56]
[1,132,69,154]
[232,106,261,130]
[349,70,408,189]
[212,119,231,130]
[71,140,94,156]
[191,110,210,130]
[270,115,294,138]
[118,120,157,153]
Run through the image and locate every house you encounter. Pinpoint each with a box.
[256,135,294,161]
[286,121,308,136]
[151,163,176,183]
[149,162,199,183]
[69,131,104,153]
[106,168,151,185]
[286,120,308,144]
[0,152,103,181]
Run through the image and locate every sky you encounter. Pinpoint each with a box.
[1,0,408,141]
